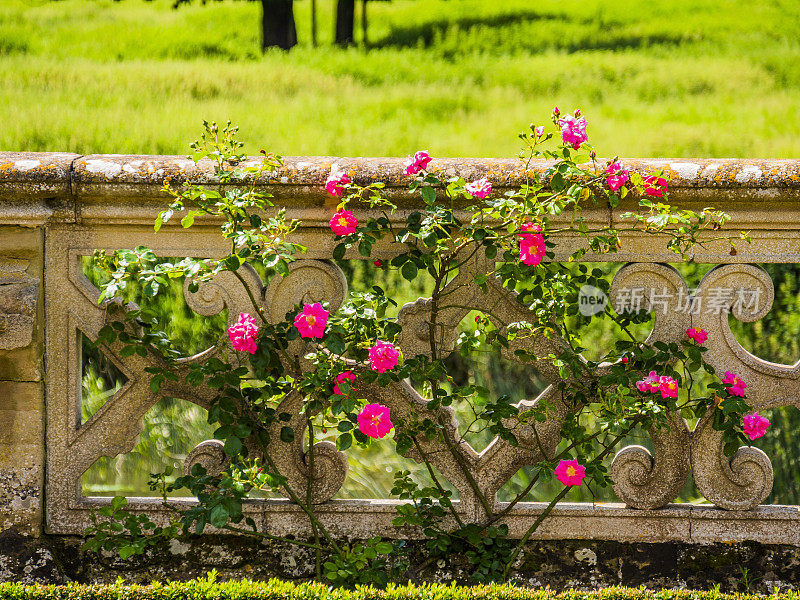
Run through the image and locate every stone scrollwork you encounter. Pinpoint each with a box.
[183,258,351,504]
[263,259,348,324]
[610,412,691,510]
[609,263,692,509]
[689,264,779,510]
[45,226,798,538]
[184,439,228,477]
[691,414,774,510]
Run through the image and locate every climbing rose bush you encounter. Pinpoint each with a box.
[85,114,759,587]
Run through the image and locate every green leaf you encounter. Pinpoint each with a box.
[337,432,353,451]
[209,504,229,528]
[119,546,138,560]
[280,426,295,443]
[224,436,242,457]
[401,261,418,281]
[333,243,346,260]
[324,332,346,355]
[421,186,437,204]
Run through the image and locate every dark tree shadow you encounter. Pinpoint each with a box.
[375,9,693,54]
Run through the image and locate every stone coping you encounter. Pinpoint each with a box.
[0,152,797,188]
[73,498,800,545]
[0,152,799,205]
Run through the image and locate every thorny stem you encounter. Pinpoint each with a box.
[427,260,493,518]
[306,416,323,578]
[502,421,639,577]
[411,437,464,528]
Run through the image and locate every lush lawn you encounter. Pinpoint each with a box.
[1,0,799,157]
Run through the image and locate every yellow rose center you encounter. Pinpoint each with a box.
[566,466,576,477]
[306,315,316,327]
[371,415,382,425]
[338,217,349,227]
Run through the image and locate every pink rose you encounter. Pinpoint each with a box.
[535,126,545,138]
[553,107,560,116]
[518,221,545,266]
[658,376,679,399]
[325,171,351,197]
[357,403,393,439]
[687,327,708,344]
[722,371,747,397]
[644,175,668,198]
[334,371,357,396]
[636,371,661,394]
[368,340,399,372]
[466,177,492,199]
[606,161,629,192]
[557,115,588,150]
[228,313,259,354]
[404,150,432,176]
[621,356,629,364]
[743,412,770,441]
[293,302,329,339]
[554,459,586,486]
[329,210,358,236]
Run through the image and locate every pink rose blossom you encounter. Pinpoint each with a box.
[722,371,747,397]
[329,210,358,236]
[228,313,259,354]
[293,302,329,339]
[404,150,432,176]
[553,107,560,116]
[519,221,546,266]
[574,109,581,117]
[621,356,629,364]
[325,171,351,197]
[644,175,668,198]
[687,327,708,344]
[357,403,394,439]
[466,178,492,199]
[368,340,400,372]
[743,412,770,441]
[606,161,629,192]
[535,126,545,138]
[334,371,357,396]
[558,115,588,150]
[636,371,661,393]
[554,459,586,486]
[658,376,679,399]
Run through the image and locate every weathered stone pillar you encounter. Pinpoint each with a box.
[0,227,44,537]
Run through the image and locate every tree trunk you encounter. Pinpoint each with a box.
[335,0,355,46]
[361,0,367,46]
[261,0,297,51]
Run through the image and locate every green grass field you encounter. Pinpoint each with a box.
[2,0,800,157]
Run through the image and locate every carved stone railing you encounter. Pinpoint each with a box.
[2,152,800,549]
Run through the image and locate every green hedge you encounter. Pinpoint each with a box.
[0,578,795,600]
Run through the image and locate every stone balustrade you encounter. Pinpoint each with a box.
[2,152,800,584]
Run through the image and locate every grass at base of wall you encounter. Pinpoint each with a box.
[0,578,795,600]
